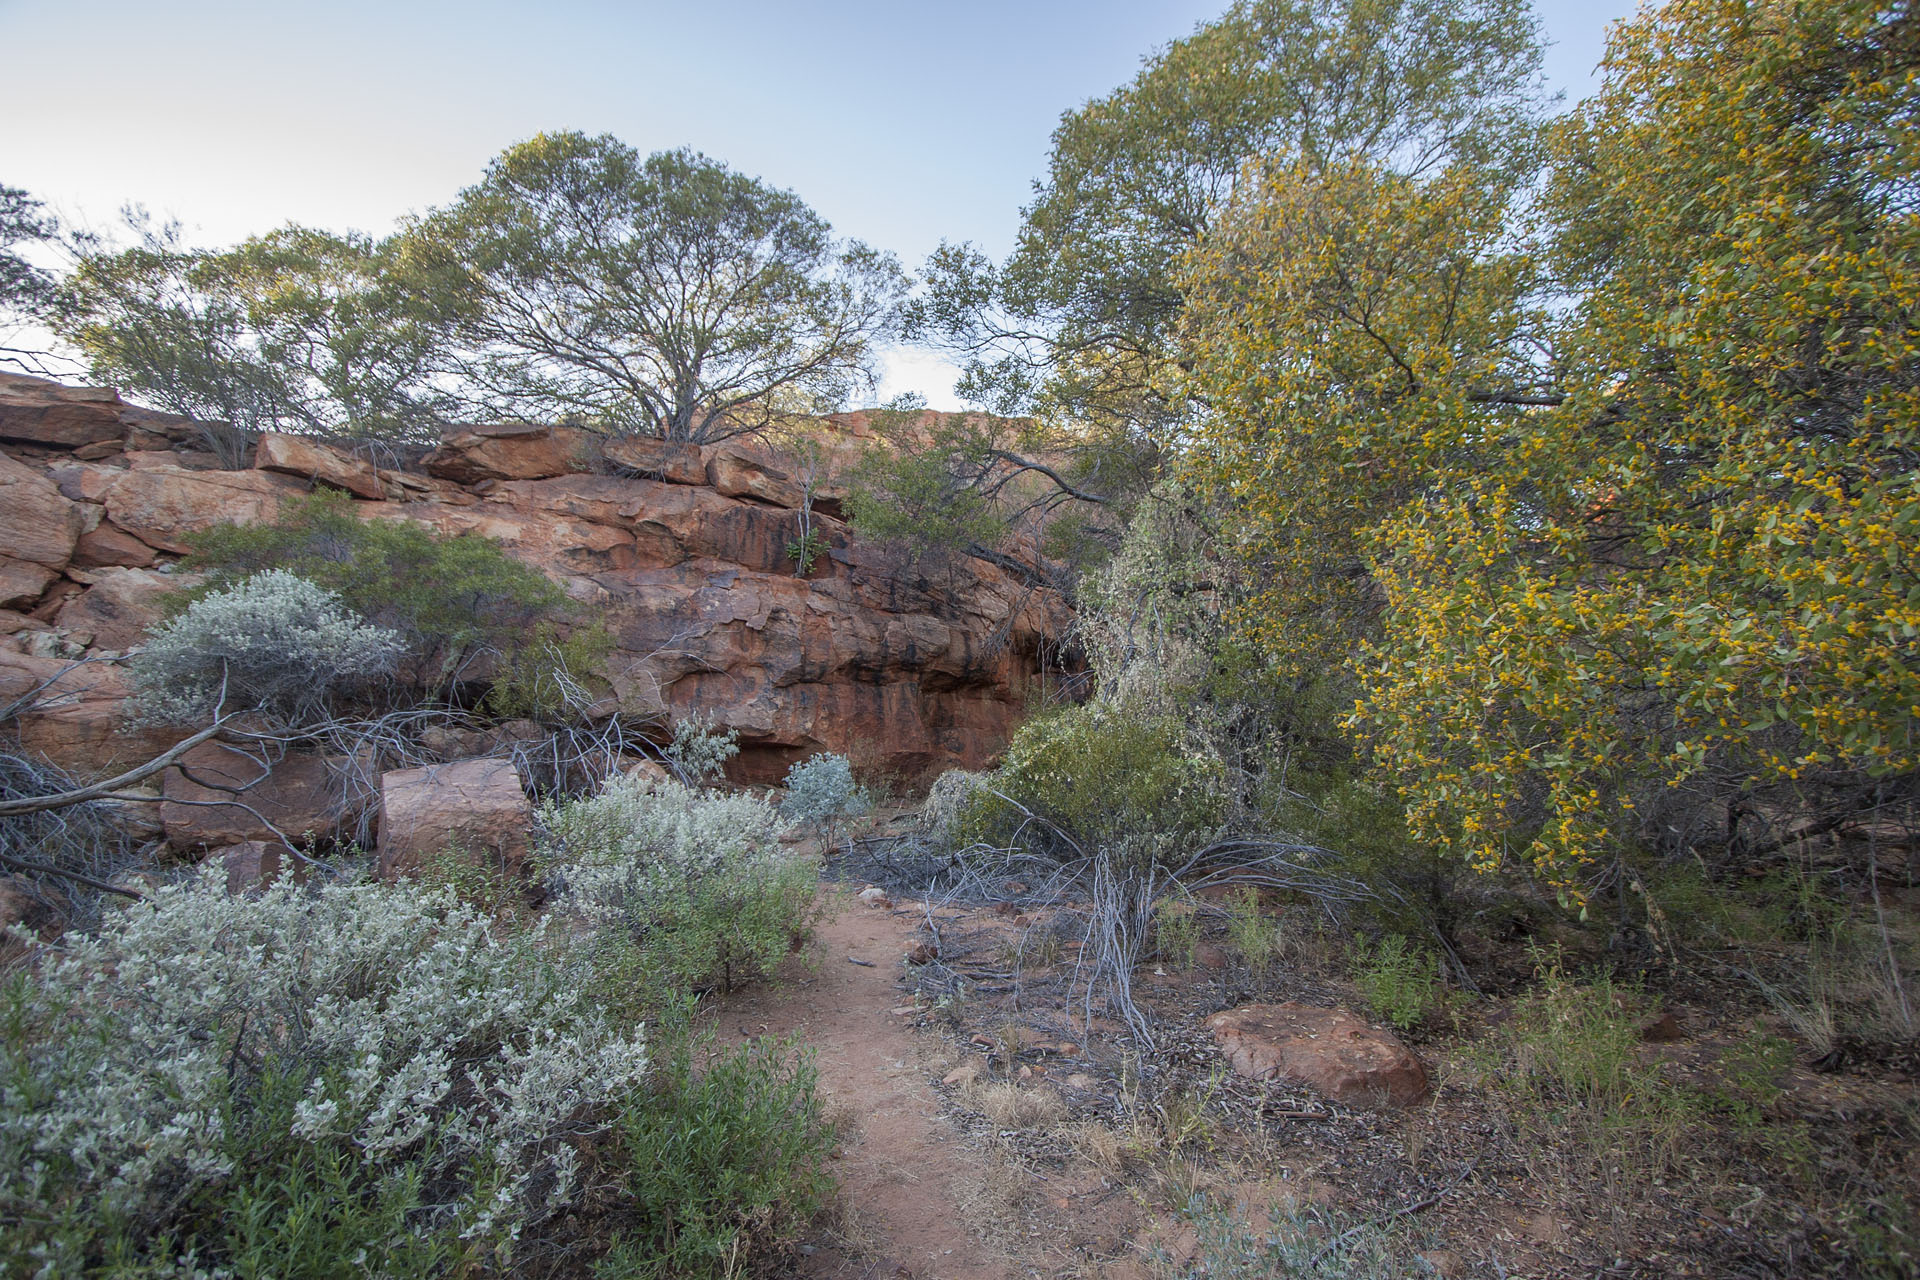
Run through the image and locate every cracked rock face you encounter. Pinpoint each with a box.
[0,373,1077,849]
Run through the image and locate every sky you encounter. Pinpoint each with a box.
[1,0,1639,406]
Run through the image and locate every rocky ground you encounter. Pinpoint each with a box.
[702,843,1919,1280]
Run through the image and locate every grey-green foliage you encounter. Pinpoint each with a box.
[1,183,58,320]
[540,776,815,998]
[0,868,649,1275]
[1171,1196,1425,1279]
[781,752,870,829]
[664,713,740,783]
[405,133,908,442]
[129,569,402,726]
[54,214,453,440]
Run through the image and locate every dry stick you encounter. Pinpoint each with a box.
[0,848,146,899]
[1307,1158,1480,1269]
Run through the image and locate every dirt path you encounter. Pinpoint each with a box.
[711,887,1007,1280]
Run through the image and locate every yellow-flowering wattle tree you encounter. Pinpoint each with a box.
[1175,0,1918,897]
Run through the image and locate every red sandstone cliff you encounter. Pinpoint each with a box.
[0,372,1075,847]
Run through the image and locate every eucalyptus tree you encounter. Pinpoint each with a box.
[405,134,907,443]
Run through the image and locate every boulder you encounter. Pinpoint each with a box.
[376,757,532,879]
[423,423,593,484]
[254,432,385,500]
[0,559,58,609]
[72,521,158,568]
[603,434,707,485]
[104,466,301,553]
[1207,1002,1429,1108]
[0,452,85,568]
[219,840,293,894]
[0,374,127,447]
[0,649,181,774]
[160,744,341,852]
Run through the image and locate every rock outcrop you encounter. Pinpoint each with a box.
[0,372,1075,850]
[1207,1002,1430,1108]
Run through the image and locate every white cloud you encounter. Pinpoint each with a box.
[872,346,966,411]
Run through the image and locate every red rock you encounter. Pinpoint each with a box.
[105,466,302,553]
[376,757,532,879]
[423,422,594,483]
[72,521,157,568]
[53,567,181,649]
[48,461,127,504]
[0,648,182,774]
[0,453,84,568]
[0,559,57,609]
[254,432,385,500]
[160,744,342,851]
[706,447,804,508]
[603,434,707,485]
[219,839,294,894]
[0,373,128,447]
[1207,1002,1430,1108]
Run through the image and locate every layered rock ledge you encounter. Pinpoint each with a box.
[0,372,1076,849]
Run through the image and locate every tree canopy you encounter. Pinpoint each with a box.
[54,219,451,440]
[1174,0,1919,893]
[406,134,907,443]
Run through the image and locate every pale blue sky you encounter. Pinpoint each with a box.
[1,0,1638,403]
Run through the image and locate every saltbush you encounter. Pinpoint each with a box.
[129,569,402,725]
[541,777,815,999]
[0,869,648,1275]
[662,714,740,784]
[781,752,870,831]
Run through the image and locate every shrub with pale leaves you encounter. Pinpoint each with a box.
[0,869,647,1272]
[541,776,814,997]
[781,752,870,830]
[663,713,740,783]
[129,569,402,725]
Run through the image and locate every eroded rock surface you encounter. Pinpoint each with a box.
[1207,1002,1430,1108]
[377,757,532,879]
[0,373,1076,846]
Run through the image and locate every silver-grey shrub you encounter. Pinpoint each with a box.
[540,776,815,996]
[129,569,402,725]
[0,870,647,1269]
[662,713,740,784]
[781,752,870,829]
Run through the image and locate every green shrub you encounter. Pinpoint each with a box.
[480,619,615,721]
[183,489,571,687]
[598,1033,838,1280]
[1155,897,1200,968]
[1351,933,1440,1030]
[956,703,1227,864]
[1225,884,1281,974]
[0,868,649,1276]
[540,777,817,1000]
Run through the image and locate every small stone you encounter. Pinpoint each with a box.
[1017,1065,1033,1080]
[1195,942,1231,970]
[858,885,892,908]
[942,1061,982,1086]
[1066,1073,1095,1089]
